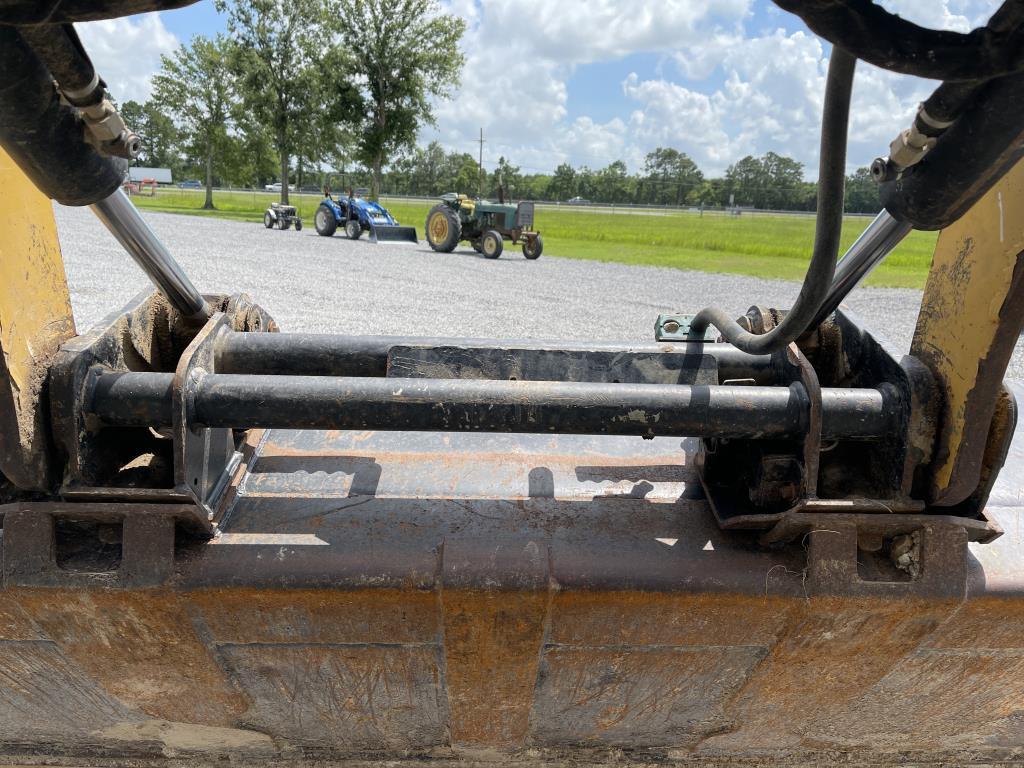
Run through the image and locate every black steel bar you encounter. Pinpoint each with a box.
[215,333,777,383]
[90,371,893,440]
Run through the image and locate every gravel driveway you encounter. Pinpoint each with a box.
[53,204,1024,378]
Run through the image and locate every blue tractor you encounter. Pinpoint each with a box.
[314,189,418,243]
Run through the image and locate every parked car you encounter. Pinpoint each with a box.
[566,196,590,205]
[177,179,201,189]
[265,182,283,192]
[298,185,323,194]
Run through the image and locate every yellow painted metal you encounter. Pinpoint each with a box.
[912,158,1024,506]
[0,145,75,490]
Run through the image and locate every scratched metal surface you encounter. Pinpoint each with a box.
[188,430,804,594]
[4,398,1024,762]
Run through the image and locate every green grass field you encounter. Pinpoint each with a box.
[132,188,937,289]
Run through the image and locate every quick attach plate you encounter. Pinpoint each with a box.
[654,314,719,342]
[48,291,266,536]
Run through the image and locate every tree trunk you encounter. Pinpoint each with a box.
[203,151,215,210]
[371,154,382,201]
[280,151,289,205]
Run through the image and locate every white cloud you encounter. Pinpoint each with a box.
[425,0,1005,177]
[74,13,179,104]
[69,0,1004,178]
[428,0,753,173]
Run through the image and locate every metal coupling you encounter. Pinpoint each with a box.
[76,97,141,159]
[872,105,956,182]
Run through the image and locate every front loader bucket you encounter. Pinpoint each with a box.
[5,419,1024,766]
[369,223,418,243]
[6,292,1024,766]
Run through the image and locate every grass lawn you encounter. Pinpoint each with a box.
[132,188,937,289]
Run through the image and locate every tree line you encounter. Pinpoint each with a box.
[356,144,881,213]
[127,0,464,208]
[128,0,881,214]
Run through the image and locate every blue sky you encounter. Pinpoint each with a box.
[76,0,997,177]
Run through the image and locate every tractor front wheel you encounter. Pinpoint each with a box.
[425,204,461,252]
[315,205,337,237]
[523,234,543,259]
[295,219,303,231]
[471,239,482,253]
[346,219,362,240]
[481,230,504,259]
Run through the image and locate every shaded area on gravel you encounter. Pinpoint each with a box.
[54,205,1024,379]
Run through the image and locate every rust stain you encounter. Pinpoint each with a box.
[0,594,44,640]
[1,586,1023,760]
[190,587,438,645]
[700,597,957,752]
[442,589,548,747]
[549,591,792,647]
[15,589,247,725]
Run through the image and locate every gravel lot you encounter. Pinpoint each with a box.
[54,204,1024,378]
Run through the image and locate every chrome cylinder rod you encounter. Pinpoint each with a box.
[811,209,913,328]
[90,188,209,320]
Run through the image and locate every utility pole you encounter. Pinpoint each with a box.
[477,127,485,199]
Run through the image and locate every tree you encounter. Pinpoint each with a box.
[521,174,550,201]
[448,153,480,194]
[151,36,234,209]
[408,141,447,195]
[641,147,703,206]
[217,0,346,204]
[845,166,880,213]
[548,163,577,202]
[575,166,598,201]
[329,0,465,199]
[761,151,805,210]
[121,99,182,173]
[724,153,807,210]
[591,160,630,203]
[490,156,522,199]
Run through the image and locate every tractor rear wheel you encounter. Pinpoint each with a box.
[264,212,274,229]
[523,234,543,259]
[279,218,291,230]
[425,204,461,252]
[482,229,504,259]
[315,205,337,237]
[346,219,362,240]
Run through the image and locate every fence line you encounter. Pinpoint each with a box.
[130,184,879,219]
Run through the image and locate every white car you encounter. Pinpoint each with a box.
[265,182,282,192]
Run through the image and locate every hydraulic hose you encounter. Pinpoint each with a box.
[687,47,857,352]
[772,0,1024,82]
[0,26,125,205]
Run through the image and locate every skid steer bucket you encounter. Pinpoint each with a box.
[3,375,1024,765]
[368,221,419,244]
[6,2,1024,765]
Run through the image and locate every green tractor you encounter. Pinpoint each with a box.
[425,193,543,259]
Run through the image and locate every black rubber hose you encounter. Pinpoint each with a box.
[18,24,102,105]
[0,26,125,205]
[687,47,856,352]
[772,0,1024,82]
[0,1,198,25]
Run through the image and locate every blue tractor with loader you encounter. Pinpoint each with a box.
[314,189,418,243]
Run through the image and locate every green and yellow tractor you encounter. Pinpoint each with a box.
[425,193,543,259]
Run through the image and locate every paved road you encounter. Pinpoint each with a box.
[53,204,1024,378]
